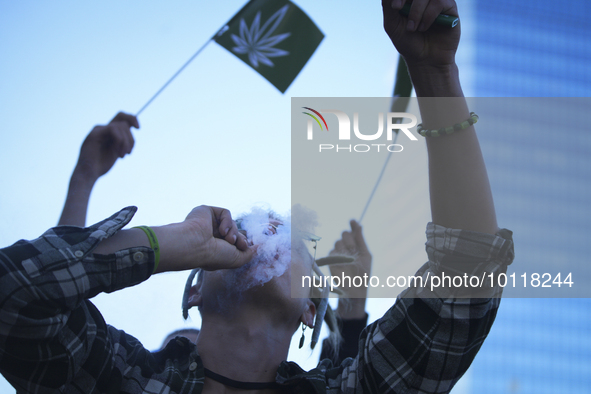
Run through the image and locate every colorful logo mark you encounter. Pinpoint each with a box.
[302,107,328,131]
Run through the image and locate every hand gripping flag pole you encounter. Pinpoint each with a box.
[136,0,324,116]
[359,56,413,223]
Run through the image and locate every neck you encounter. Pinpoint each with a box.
[196,307,295,389]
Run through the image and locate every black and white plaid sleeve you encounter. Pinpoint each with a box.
[0,207,156,393]
[323,223,514,394]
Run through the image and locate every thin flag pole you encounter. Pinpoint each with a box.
[136,39,213,116]
[359,56,412,223]
[359,131,400,223]
[135,0,254,116]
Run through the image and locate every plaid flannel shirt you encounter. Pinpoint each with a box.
[0,207,514,393]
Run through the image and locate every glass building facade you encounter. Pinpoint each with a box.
[453,1,591,393]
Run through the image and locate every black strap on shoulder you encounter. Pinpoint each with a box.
[204,367,283,390]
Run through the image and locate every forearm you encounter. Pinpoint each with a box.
[93,223,197,274]
[409,63,498,234]
[58,167,98,227]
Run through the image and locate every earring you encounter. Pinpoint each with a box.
[299,325,307,349]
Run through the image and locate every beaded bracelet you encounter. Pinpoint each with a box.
[134,226,160,273]
[417,112,479,137]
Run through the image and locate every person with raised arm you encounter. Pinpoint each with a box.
[319,219,372,365]
[58,112,138,227]
[0,1,513,392]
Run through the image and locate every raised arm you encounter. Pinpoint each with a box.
[93,205,255,272]
[383,0,497,234]
[323,3,514,393]
[0,204,254,392]
[58,112,138,226]
[320,220,372,363]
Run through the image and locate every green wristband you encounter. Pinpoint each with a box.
[134,226,160,273]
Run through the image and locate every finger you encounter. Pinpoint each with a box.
[419,0,456,31]
[110,112,140,129]
[437,0,458,15]
[201,240,255,270]
[224,226,240,247]
[235,232,250,251]
[126,128,135,154]
[350,220,370,254]
[119,123,135,155]
[341,231,356,251]
[109,120,135,155]
[406,0,430,32]
[109,122,132,158]
[215,239,256,269]
[210,207,236,239]
[225,243,256,269]
[330,239,345,255]
[389,0,405,10]
[382,0,406,35]
[419,1,440,32]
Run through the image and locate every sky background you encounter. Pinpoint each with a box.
[0,0,558,392]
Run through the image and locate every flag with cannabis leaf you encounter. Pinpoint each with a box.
[214,0,324,93]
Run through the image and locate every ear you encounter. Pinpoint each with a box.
[187,272,204,308]
[300,299,316,328]
[187,284,203,308]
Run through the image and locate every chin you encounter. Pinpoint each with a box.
[225,252,290,292]
[201,264,298,317]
